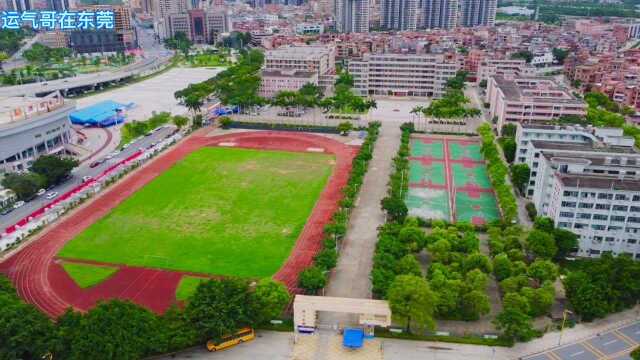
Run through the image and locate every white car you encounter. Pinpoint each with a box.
[45,192,58,200]
[82,176,93,183]
[13,201,25,209]
[37,188,46,196]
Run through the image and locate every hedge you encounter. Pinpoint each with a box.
[477,123,518,224]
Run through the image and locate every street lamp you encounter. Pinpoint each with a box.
[558,309,573,346]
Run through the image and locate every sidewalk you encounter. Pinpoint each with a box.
[320,121,401,327]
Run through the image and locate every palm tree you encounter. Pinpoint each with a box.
[184,95,204,127]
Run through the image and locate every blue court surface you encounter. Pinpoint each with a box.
[70,100,134,127]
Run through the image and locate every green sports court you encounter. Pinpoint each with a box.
[406,136,501,225]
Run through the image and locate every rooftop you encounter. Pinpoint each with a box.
[560,175,640,191]
[533,140,639,154]
[493,75,585,105]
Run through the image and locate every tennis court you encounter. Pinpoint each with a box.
[406,136,501,225]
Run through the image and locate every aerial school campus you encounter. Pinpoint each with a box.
[2,15,640,360]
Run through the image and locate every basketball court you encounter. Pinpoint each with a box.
[406,135,500,225]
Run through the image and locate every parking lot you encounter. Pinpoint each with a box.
[523,322,640,360]
[76,67,221,122]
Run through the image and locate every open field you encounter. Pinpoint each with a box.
[61,262,119,289]
[59,147,334,278]
[406,136,500,224]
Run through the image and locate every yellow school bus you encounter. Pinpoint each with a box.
[206,327,255,352]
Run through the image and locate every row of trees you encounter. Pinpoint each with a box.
[0,275,290,359]
[174,49,265,116]
[23,44,72,64]
[1,155,78,202]
[478,123,518,224]
[120,112,188,146]
[497,123,531,195]
[297,122,381,293]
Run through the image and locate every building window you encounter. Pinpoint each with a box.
[561,201,577,208]
[579,203,594,209]
[615,194,628,201]
[598,193,613,200]
[613,205,628,212]
[563,191,579,197]
[611,215,626,222]
[578,213,592,219]
[595,204,611,211]
[591,224,606,230]
[594,214,609,221]
[560,212,575,218]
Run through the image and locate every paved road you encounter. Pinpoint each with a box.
[521,321,640,360]
[0,23,172,97]
[0,126,175,231]
[319,121,401,327]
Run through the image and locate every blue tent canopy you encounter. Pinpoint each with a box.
[70,100,131,127]
[343,328,364,349]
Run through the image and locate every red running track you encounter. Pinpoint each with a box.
[0,131,357,317]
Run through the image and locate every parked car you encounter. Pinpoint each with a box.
[45,192,58,200]
[89,160,103,168]
[37,189,46,196]
[82,176,93,183]
[1,207,13,215]
[13,201,25,209]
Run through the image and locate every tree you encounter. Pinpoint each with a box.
[552,48,569,64]
[463,253,492,274]
[251,279,290,324]
[314,248,337,270]
[395,254,422,276]
[298,266,326,293]
[186,279,256,342]
[158,305,199,353]
[387,275,437,333]
[553,228,578,260]
[184,95,204,117]
[521,283,555,317]
[1,172,45,200]
[31,155,79,187]
[511,163,531,193]
[461,290,491,321]
[172,115,188,129]
[381,196,408,223]
[510,50,534,63]
[494,292,536,341]
[533,217,554,232]
[526,230,557,259]
[337,121,353,136]
[0,278,56,360]
[493,253,514,281]
[631,346,639,360]
[563,271,610,321]
[500,137,517,163]
[479,79,487,89]
[527,259,559,284]
[55,301,164,360]
[218,116,232,129]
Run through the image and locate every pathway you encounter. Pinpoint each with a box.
[319,121,401,327]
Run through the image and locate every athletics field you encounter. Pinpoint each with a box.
[406,136,500,225]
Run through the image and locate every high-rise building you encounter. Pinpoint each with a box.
[421,0,457,29]
[381,0,418,31]
[154,0,187,18]
[6,0,31,11]
[334,0,369,33]
[164,9,229,44]
[458,0,496,27]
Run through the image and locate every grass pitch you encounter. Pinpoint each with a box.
[61,263,119,289]
[59,147,334,278]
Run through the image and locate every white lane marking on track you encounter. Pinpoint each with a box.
[570,350,584,357]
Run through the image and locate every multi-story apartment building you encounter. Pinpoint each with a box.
[476,58,531,84]
[0,92,75,174]
[630,23,640,39]
[381,0,418,31]
[458,0,496,27]
[486,75,587,133]
[335,0,370,33]
[348,53,459,97]
[515,124,640,260]
[260,45,337,97]
[164,10,229,44]
[154,0,187,18]
[421,0,457,30]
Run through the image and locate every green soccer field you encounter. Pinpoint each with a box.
[58,147,334,278]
